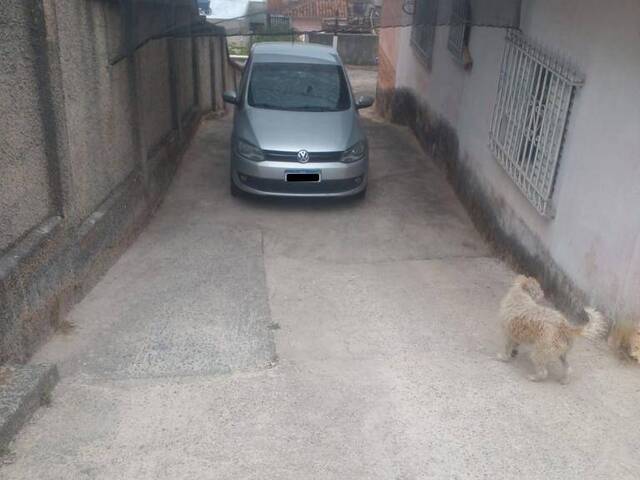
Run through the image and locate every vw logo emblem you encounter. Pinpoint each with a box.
[297,150,310,163]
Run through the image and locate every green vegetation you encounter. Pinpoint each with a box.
[228,44,250,56]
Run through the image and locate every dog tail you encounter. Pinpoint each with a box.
[572,308,609,341]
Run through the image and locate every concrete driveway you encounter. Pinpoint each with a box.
[2,68,639,479]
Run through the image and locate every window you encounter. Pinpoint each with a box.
[411,0,438,68]
[447,0,470,66]
[248,63,350,112]
[489,31,584,217]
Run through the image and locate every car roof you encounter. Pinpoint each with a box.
[250,42,342,65]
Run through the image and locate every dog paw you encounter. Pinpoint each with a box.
[496,353,510,362]
[528,374,546,382]
[559,377,571,385]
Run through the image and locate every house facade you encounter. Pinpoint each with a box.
[377,0,640,323]
[267,0,349,31]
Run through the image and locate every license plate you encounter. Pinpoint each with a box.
[285,170,321,182]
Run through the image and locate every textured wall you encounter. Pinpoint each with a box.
[308,32,333,46]
[138,39,173,152]
[0,2,52,251]
[55,0,137,220]
[336,34,378,66]
[196,37,213,112]
[212,37,225,111]
[0,0,229,363]
[176,38,196,120]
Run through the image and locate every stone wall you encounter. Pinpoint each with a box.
[0,2,54,252]
[308,33,379,66]
[0,0,232,363]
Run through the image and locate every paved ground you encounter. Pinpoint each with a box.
[2,68,640,479]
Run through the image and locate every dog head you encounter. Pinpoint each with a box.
[514,275,544,301]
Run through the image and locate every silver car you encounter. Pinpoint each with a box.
[223,42,373,198]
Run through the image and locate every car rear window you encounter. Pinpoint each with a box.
[248,62,351,112]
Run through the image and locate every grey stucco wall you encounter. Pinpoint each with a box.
[0,0,230,364]
[383,0,640,321]
[55,0,137,221]
[0,2,53,251]
[196,37,213,112]
[138,39,173,152]
[212,37,225,111]
[176,37,196,120]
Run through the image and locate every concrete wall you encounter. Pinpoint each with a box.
[308,32,334,46]
[177,37,196,120]
[336,33,378,66]
[308,33,379,65]
[196,37,214,111]
[0,2,54,252]
[0,0,231,363]
[138,39,174,153]
[212,37,226,111]
[378,0,640,321]
[55,0,138,221]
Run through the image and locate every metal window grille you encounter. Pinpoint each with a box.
[268,14,291,29]
[411,0,438,68]
[447,0,469,63]
[489,31,584,217]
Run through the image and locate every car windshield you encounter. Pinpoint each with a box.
[248,62,351,112]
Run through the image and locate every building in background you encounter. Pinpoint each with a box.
[248,1,269,32]
[377,0,640,327]
[265,0,381,33]
[208,0,266,50]
[267,0,348,32]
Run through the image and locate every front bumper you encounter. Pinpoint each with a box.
[231,154,368,197]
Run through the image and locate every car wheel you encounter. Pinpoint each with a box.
[353,187,367,200]
[230,177,243,197]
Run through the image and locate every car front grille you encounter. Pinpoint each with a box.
[263,150,343,163]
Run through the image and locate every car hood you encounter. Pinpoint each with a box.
[236,107,362,152]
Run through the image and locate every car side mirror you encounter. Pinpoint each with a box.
[355,95,374,110]
[223,91,239,105]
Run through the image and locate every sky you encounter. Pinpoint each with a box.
[208,0,265,19]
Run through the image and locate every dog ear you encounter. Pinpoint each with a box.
[514,274,528,285]
[520,276,543,299]
[526,277,541,289]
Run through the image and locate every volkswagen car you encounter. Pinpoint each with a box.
[223,42,373,198]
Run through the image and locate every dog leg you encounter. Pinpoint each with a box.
[528,350,548,382]
[497,339,519,362]
[559,354,572,385]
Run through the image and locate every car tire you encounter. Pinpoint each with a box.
[230,177,243,197]
[353,187,367,200]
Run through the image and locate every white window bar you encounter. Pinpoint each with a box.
[489,30,584,217]
[447,0,469,63]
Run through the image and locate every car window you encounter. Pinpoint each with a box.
[248,62,351,112]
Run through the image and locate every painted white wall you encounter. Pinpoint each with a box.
[393,0,640,318]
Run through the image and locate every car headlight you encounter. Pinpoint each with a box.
[342,140,366,163]
[236,139,264,162]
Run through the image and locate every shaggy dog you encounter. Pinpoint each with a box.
[498,275,606,384]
